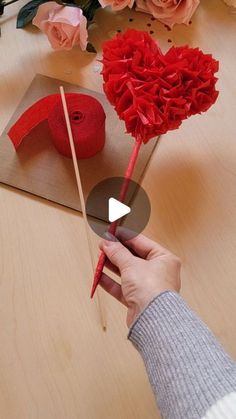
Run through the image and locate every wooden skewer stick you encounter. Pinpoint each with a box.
[59,86,106,331]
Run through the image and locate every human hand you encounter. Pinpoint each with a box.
[99,230,181,327]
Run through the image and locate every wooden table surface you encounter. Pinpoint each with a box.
[0,1,236,418]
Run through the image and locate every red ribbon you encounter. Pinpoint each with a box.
[8,93,106,159]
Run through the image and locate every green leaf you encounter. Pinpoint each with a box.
[55,0,75,5]
[16,0,48,28]
[0,2,5,16]
[86,42,97,53]
[73,0,101,21]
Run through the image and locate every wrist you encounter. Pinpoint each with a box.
[127,285,177,327]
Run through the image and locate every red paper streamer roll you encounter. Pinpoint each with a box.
[8,93,106,159]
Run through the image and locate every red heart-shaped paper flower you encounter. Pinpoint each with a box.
[102,29,219,143]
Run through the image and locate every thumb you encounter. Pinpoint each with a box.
[100,237,133,272]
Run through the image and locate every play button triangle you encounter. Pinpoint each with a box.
[108,198,131,223]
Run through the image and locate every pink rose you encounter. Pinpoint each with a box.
[33,2,88,50]
[135,0,200,27]
[99,0,134,11]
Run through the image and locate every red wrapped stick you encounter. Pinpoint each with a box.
[90,136,142,297]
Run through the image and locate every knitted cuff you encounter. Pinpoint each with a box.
[128,291,236,419]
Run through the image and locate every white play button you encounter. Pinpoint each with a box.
[86,177,151,240]
[108,197,131,223]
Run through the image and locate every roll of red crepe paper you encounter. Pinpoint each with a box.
[8,93,106,159]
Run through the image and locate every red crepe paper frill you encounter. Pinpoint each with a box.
[102,29,219,143]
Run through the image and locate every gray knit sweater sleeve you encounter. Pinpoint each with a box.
[128,291,236,419]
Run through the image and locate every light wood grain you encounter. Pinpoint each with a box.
[0,1,236,418]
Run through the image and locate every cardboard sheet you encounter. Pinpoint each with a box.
[0,74,158,213]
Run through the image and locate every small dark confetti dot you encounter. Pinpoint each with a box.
[150,30,154,35]
[151,17,155,21]
[189,20,192,24]
[168,39,172,43]
[117,29,121,32]
[147,23,151,27]
[129,18,133,22]
[164,24,171,31]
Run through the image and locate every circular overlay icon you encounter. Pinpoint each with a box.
[86,177,151,241]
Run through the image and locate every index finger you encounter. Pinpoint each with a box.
[115,228,169,260]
